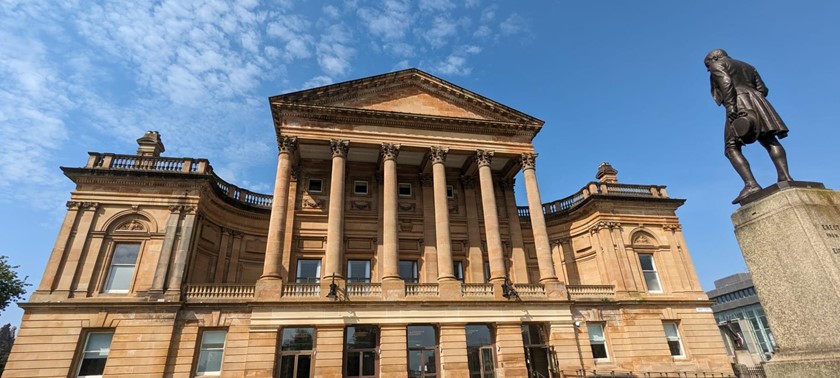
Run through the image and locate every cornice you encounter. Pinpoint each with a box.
[274,103,540,139]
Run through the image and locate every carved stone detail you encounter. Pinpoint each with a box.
[520,153,538,170]
[589,221,620,233]
[475,150,494,168]
[429,146,448,164]
[66,201,81,209]
[398,202,416,212]
[350,201,371,211]
[116,219,146,232]
[380,143,400,161]
[633,234,654,246]
[302,198,321,209]
[278,136,298,154]
[662,223,682,231]
[330,139,350,158]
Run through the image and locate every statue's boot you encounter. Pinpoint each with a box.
[727,147,761,204]
[732,184,761,205]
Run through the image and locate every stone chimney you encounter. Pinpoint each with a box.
[136,131,165,157]
[596,162,618,183]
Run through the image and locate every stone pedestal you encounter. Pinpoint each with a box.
[731,184,840,377]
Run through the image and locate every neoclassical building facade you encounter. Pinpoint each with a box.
[6,69,732,377]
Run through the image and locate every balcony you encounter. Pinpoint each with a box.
[518,182,669,219]
[185,284,255,302]
[405,283,440,297]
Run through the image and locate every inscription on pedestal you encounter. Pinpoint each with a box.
[820,224,840,254]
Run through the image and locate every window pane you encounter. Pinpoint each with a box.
[296,355,311,378]
[197,330,226,374]
[644,272,662,292]
[663,323,679,339]
[104,265,134,292]
[466,325,492,347]
[347,260,370,283]
[587,324,605,342]
[424,350,437,373]
[362,351,376,376]
[78,332,113,377]
[354,181,368,194]
[346,326,378,349]
[668,340,682,356]
[308,179,322,192]
[399,183,412,196]
[639,255,654,270]
[408,350,422,376]
[112,244,140,264]
[591,344,608,359]
[399,261,418,283]
[481,348,494,375]
[453,261,464,281]
[296,260,321,283]
[278,355,295,378]
[281,328,315,351]
[346,351,360,376]
[467,348,481,378]
[407,325,436,348]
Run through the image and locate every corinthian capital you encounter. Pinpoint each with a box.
[429,146,449,164]
[520,153,538,170]
[277,136,298,154]
[475,150,494,168]
[330,139,350,158]
[381,143,400,161]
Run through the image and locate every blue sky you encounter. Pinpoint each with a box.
[2,0,839,326]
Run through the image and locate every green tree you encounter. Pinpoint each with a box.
[0,256,28,313]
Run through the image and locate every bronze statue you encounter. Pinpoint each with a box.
[705,49,793,204]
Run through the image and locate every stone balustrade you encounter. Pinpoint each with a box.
[518,182,670,220]
[184,284,255,302]
[346,283,382,297]
[513,283,546,297]
[281,283,321,298]
[405,283,439,297]
[566,284,616,300]
[462,283,494,297]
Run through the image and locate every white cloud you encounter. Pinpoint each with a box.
[431,45,482,76]
[357,0,413,41]
[474,25,492,38]
[316,24,355,76]
[322,5,340,19]
[421,16,458,48]
[418,0,455,12]
[303,75,334,89]
[500,13,528,35]
[384,42,416,58]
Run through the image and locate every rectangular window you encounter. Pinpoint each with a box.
[663,322,684,357]
[453,261,464,282]
[446,185,454,199]
[77,331,113,378]
[103,243,140,293]
[347,260,371,283]
[307,179,323,193]
[354,180,368,195]
[296,259,321,283]
[399,260,418,283]
[196,329,227,376]
[483,262,491,283]
[398,183,412,197]
[278,327,315,378]
[587,324,608,359]
[639,254,662,292]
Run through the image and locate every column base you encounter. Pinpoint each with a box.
[255,277,282,301]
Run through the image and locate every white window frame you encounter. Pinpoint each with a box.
[586,323,609,360]
[398,182,412,197]
[195,329,227,376]
[103,243,141,293]
[307,178,323,193]
[353,180,369,195]
[663,322,685,358]
[77,331,114,378]
[346,259,372,283]
[296,259,322,283]
[638,254,663,293]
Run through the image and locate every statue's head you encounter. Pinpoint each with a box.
[704,49,729,68]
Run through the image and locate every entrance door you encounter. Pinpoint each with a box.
[407,325,438,378]
[277,327,315,378]
[524,346,551,378]
[408,348,437,378]
[345,326,378,378]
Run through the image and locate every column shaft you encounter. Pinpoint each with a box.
[501,179,529,283]
[476,150,506,282]
[261,136,297,279]
[324,139,349,279]
[521,153,559,283]
[381,143,400,280]
[431,147,455,281]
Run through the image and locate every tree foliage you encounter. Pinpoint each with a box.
[0,256,28,313]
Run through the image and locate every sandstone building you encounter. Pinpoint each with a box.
[5,69,732,377]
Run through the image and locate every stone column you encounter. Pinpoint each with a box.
[461,176,486,283]
[381,143,401,281]
[520,153,559,283]
[475,150,506,283]
[324,139,350,280]
[430,146,456,281]
[420,174,439,283]
[150,206,184,294]
[500,179,529,283]
[226,232,243,283]
[35,201,83,294]
[165,207,197,298]
[261,136,297,279]
[55,202,99,294]
[214,229,232,283]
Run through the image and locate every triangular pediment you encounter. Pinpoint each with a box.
[270,69,543,125]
